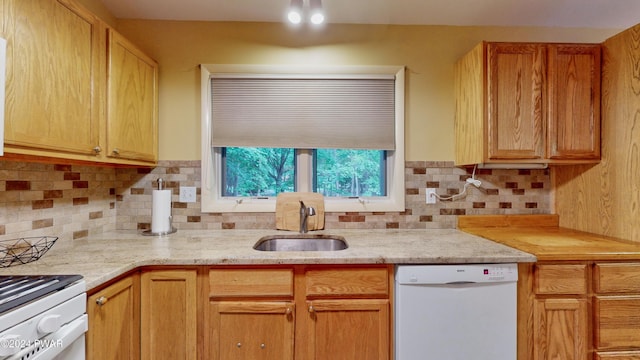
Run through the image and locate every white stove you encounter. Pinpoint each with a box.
[0,275,87,360]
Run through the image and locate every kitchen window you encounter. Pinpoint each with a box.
[200,64,405,212]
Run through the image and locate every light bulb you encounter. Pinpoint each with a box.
[288,10,302,24]
[310,12,324,25]
[287,0,303,24]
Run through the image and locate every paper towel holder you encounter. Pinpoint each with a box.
[142,178,178,236]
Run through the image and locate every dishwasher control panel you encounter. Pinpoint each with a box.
[395,263,518,284]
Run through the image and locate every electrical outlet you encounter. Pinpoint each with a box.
[426,188,437,204]
[179,186,197,203]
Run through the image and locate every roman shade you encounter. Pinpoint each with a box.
[210,75,396,150]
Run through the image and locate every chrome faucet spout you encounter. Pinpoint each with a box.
[299,200,316,233]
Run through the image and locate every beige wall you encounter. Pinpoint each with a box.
[114,20,618,161]
[76,0,118,28]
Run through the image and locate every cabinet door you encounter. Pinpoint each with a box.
[106,28,158,163]
[87,274,140,360]
[140,270,197,360]
[210,301,295,360]
[304,299,389,360]
[547,44,601,160]
[534,298,588,360]
[487,43,546,160]
[3,0,101,156]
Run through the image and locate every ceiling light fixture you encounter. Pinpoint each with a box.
[309,0,325,25]
[287,0,325,25]
[287,0,303,24]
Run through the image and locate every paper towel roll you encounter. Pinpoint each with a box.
[151,189,172,233]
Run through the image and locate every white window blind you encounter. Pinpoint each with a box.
[210,75,396,150]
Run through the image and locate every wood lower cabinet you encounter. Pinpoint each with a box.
[520,261,640,360]
[301,267,391,360]
[594,263,640,358]
[208,267,295,360]
[140,269,198,360]
[519,263,590,360]
[304,299,389,360]
[87,273,141,360]
[210,301,295,360]
[207,265,392,360]
[534,298,588,360]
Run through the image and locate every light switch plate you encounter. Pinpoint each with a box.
[179,186,197,203]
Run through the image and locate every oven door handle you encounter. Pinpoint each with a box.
[10,314,87,360]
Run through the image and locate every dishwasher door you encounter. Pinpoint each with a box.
[394,264,518,360]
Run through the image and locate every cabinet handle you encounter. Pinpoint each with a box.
[308,305,315,313]
[93,146,102,154]
[236,342,242,348]
[285,307,292,315]
[260,343,266,349]
[112,148,120,155]
[95,296,108,306]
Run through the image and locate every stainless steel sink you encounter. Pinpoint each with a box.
[253,234,348,251]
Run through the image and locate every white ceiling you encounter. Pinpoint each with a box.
[100,0,640,29]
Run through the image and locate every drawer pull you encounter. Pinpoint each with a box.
[95,296,108,306]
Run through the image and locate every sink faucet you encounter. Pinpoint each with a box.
[299,201,316,233]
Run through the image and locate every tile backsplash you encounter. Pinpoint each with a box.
[0,160,551,243]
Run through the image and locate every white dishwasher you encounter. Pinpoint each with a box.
[395,264,518,360]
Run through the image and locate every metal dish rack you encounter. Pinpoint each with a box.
[0,236,58,268]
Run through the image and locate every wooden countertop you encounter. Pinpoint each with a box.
[458,215,640,261]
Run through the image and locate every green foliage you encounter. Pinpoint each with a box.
[223,147,294,196]
[223,148,385,197]
[315,149,385,197]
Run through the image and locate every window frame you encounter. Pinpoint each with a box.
[200,64,405,213]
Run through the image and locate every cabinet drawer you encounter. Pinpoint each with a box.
[305,267,389,298]
[595,263,640,294]
[596,351,640,360]
[209,268,294,298]
[595,296,640,350]
[535,264,588,295]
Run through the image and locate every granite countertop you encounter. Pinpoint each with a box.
[0,229,535,290]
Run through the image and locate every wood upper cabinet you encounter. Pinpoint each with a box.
[87,273,141,360]
[2,0,101,156]
[547,44,601,160]
[140,269,198,360]
[455,42,601,166]
[487,43,546,161]
[106,28,158,163]
[0,0,158,166]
